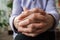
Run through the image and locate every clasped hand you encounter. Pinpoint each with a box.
[14,8,54,37]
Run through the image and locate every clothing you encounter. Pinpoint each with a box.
[9,0,59,39]
[14,31,55,40]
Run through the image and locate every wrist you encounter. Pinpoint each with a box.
[48,14,55,28]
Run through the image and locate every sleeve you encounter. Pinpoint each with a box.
[45,0,59,29]
[9,0,23,33]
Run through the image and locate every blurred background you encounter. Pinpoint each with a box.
[0,0,60,40]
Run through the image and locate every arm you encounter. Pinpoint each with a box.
[9,0,23,32]
[45,0,59,29]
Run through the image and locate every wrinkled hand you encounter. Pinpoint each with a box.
[14,8,45,32]
[22,14,54,37]
[14,8,54,37]
[14,8,34,32]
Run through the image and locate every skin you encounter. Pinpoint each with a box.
[14,8,54,37]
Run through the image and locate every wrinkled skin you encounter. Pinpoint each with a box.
[14,8,54,37]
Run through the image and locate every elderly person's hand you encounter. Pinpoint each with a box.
[14,8,54,37]
[22,14,54,37]
[14,8,45,32]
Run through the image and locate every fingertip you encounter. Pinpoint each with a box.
[23,7,28,11]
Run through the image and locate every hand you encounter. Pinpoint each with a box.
[14,8,54,37]
[14,8,41,32]
[22,13,54,37]
[18,8,46,27]
[14,8,33,32]
[14,8,46,32]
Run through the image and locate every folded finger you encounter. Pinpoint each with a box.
[35,14,47,22]
[30,8,46,15]
[19,19,31,27]
[27,22,47,30]
[18,27,32,32]
[22,32,38,37]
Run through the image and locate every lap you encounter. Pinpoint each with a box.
[14,31,55,40]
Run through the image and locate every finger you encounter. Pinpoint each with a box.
[27,24,40,33]
[35,30,43,34]
[35,27,48,34]
[23,13,37,22]
[30,13,47,22]
[22,32,38,37]
[19,19,30,26]
[18,13,38,27]
[27,22,47,30]
[24,13,42,22]
[25,13,47,23]
[17,7,31,20]
[30,8,46,15]
[18,11,33,20]
[19,19,32,27]
[23,7,28,11]
[30,8,39,13]
[36,14,47,22]
[18,27,32,32]
[27,23,47,34]
[27,24,35,32]
[38,8,46,15]
[20,13,47,23]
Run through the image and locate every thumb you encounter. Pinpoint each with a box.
[23,7,28,11]
[38,8,46,15]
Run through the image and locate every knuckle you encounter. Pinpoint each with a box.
[30,24,34,27]
[29,29,33,32]
[29,29,32,32]
[39,15,46,20]
[25,11,30,14]
[25,11,28,13]
[17,28,21,32]
[27,19,31,24]
[31,34,36,37]
[28,24,34,32]
[40,22,47,27]
[33,8,38,11]
[17,26,23,32]
[32,14,36,18]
